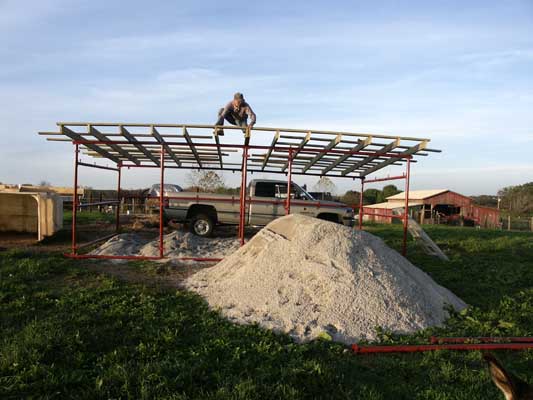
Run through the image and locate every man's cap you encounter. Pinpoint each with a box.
[233,92,244,100]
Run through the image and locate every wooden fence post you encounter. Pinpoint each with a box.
[508,215,511,231]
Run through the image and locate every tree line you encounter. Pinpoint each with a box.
[497,182,533,216]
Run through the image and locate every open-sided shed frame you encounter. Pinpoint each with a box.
[39,122,440,260]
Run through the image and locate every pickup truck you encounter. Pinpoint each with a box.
[158,179,354,236]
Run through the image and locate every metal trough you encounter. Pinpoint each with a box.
[0,191,63,241]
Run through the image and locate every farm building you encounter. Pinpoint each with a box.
[364,189,500,228]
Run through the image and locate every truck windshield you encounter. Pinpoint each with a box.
[298,184,316,200]
[253,181,316,200]
[149,184,182,196]
[275,183,315,201]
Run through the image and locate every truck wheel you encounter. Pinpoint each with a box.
[190,214,215,237]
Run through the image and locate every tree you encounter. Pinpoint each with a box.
[344,185,399,206]
[363,188,383,205]
[313,177,336,194]
[187,171,225,192]
[215,186,241,196]
[471,195,498,208]
[340,190,360,206]
[382,184,400,199]
[38,180,51,187]
[498,182,533,216]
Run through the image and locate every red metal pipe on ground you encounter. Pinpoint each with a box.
[159,146,165,258]
[116,164,121,232]
[352,342,533,354]
[63,253,222,262]
[238,146,249,245]
[402,157,411,256]
[64,253,163,260]
[72,143,79,254]
[430,336,533,344]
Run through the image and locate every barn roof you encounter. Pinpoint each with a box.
[386,189,449,200]
[364,202,404,209]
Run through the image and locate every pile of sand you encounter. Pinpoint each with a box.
[185,214,466,344]
[91,231,239,260]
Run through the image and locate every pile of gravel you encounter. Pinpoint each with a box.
[91,231,239,260]
[185,214,466,344]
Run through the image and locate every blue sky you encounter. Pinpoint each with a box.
[1,0,532,195]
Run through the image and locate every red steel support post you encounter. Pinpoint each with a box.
[358,178,365,230]
[116,163,121,232]
[72,143,79,255]
[238,146,249,246]
[159,145,165,258]
[402,157,411,256]
[285,148,293,215]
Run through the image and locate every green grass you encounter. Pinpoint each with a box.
[63,210,116,226]
[1,225,532,399]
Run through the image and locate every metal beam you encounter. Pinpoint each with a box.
[213,131,224,168]
[360,140,427,177]
[120,126,160,166]
[61,126,120,163]
[302,134,342,173]
[321,136,372,175]
[183,127,202,167]
[152,126,181,166]
[55,122,432,141]
[90,126,140,165]
[341,138,400,176]
[281,131,311,171]
[261,130,280,170]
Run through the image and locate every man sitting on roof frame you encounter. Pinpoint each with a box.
[214,92,256,136]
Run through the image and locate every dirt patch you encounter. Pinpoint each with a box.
[83,261,212,289]
[131,215,160,230]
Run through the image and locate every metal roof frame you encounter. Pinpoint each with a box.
[39,121,441,260]
[39,122,439,178]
